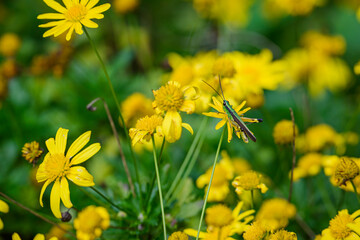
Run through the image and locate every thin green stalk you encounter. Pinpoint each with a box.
[90,186,121,211]
[83,27,141,189]
[151,135,167,240]
[350,179,360,205]
[250,190,254,209]
[196,128,225,240]
[165,117,208,201]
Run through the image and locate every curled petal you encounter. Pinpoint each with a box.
[182,123,193,135]
[66,166,95,186]
[0,200,9,213]
[162,111,182,143]
[33,234,46,240]
[66,131,91,159]
[70,143,101,165]
[36,154,50,182]
[227,121,233,142]
[180,100,195,114]
[60,178,73,208]
[12,233,21,240]
[50,180,62,218]
[39,179,52,207]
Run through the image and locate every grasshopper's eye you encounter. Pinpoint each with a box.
[223,101,226,106]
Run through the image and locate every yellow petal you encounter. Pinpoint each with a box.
[33,234,45,240]
[66,25,75,41]
[50,180,62,218]
[45,138,56,155]
[234,101,246,112]
[215,119,226,130]
[132,131,148,146]
[62,0,73,9]
[39,179,52,207]
[39,20,66,28]
[182,123,193,135]
[86,13,104,19]
[66,131,91,159]
[163,111,182,143]
[232,201,243,218]
[37,13,65,19]
[87,3,111,14]
[80,0,89,5]
[0,200,9,213]
[179,100,195,114]
[183,228,207,238]
[74,22,83,35]
[44,0,67,13]
[66,166,95,186]
[36,155,49,182]
[0,218,3,230]
[53,22,73,37]
[70,143,101,165]
[227,121,233,142]
[203,111,223,119]
[12,233,21,240]
[80,18,98,28]
[86,0,100,9]
[55,128,69,155]
[60,178,73,208]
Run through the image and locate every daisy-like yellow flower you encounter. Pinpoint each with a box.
[268,229,297,240]
[232,171,268,195]
[273,119,298,145]
[168,231,189,240]
[129,115,163,146]
[152,81,195,143]
[12,233,58,240]
[203,97,261,143]
[334,157,359,186]
[292,153,323,181]
[321,209,360,240]
[22,141,43,164]
[38,0,111,41]
[0,199,9,230]
[36,128,101,218]
[74,205,110,240]
[242,221,266,240]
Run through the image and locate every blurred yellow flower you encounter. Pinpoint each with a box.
[129,115,163,145]
[321,209,360,240]
[300,31,346,56]
[203,97,261,143]
[273,119,298,145]
[221,151,252,175]
[196,158,234,202]
[36,128,101,218]
[232,171,268,195]
[0,33,21,57]
[255,198,296,231]
[213,57,236,78]
[152,81,195,143]
[334,157,360,186]
[244,93,265,109]
[292,153,323,181]
[354,60,360,75]
[168,231,188,240]
[243,221,266,240]
[121,92,155,127]
[264,0,325,16]
[22,141,43,164]
[113,0,139,14]
[12,233,58,240]
[38,0,111,41]
[46,223,72,240]
[74,205,110,240]
[185,201,254,239]
[0,199,9,230]
[268,229,297,240]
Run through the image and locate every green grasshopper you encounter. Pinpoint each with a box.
[203,77,262,142]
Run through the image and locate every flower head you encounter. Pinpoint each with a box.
[129,115,163,145]
[232,171,268,195]
[38,0,111,41]
[36,128,101,218]
[0,199,9,230]
[242,221,266,240]
[113,0,139,14]
[121,92,155,127]
[168,231,189,240]
[268,229,297,240]
[292,153,323,181]
[334,157,360,186]
[273,119,298,145]
[203,97,261,143]
[206,204,234,228]
[12,233,58,240]
[0,33,21,57]
[74,205,110,240]
[322,209,360,240]
[22,141,43,164]
[152,81,195,143]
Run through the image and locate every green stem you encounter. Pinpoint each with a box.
[250,190,254,209]
[165,117,208,201]
[196,128,225,240]
[90,186,121,211]
[350,179,360,205]
[83,27,141,190]
[151,135,167,240]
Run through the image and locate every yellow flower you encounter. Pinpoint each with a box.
[321,209,360,240]
[0,33,21,57]
[196,158,234,202]
[168,231,189,240]
[334,157,360,186]
[121,92,155,128]
[0,199,9,230]
[38,0,111,41]
[256,198,296,231]
[185,201,255,239]
[268,229,297,240]
[292,153,323,181]
[221,150,252,175]
[273,120,298,145]
[36,128,101,218]
[113,0,139,14]
[22,141,43,164]
[244,93,264,109]
[300,31,346,56]
[203,97,261,143]
[46,223,72,239]
[232,171,268,195]
[129,115,163,145]
[264,0,325,16]
[242,221,266,240]
[354,60,360,75]
[152,81,195,143]
[12,233,58,240]
[74,205,110,240]
[213,57,236,78]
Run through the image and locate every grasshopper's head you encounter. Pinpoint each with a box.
[223,100,230,106]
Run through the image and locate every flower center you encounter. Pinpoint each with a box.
[329,211,353,239]
[154,82,184,111]
[205,204,233,228]
[135,115,163,134]
[233,171,261,190]
[65,4,88,22]
[44,154,70,181]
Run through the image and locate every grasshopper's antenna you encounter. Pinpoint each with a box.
[218,75,226,100]
[201,79,223,100]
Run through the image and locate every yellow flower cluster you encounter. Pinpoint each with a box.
[273,119,298,145]
[232,171,268,195]
[321,209,360,239]
[292,153,323,181]
[22,141,43,164]
[283,31,351,96]
[263,0,325,16]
